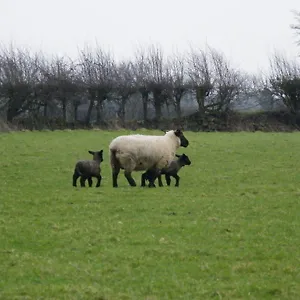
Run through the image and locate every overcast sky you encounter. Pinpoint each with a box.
[0,0,299,74]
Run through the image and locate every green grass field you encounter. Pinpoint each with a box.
[0,129,300,299]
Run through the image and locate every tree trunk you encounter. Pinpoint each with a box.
[118,96,127,124]
[85,98,94,126]
[62,100,67,122]
[153,90,163,121]
[6,97,20,122]
[74,104,78,122]
[140,89,149,122]
[154,103,162,121]
[6,106,17,122]
[96,100,101,124]
[196,87,206,118]
[174,96,181,118]
[95,93,106,125]
[43,102,48,118]
[142,96,148,121]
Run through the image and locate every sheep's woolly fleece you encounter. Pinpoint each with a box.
[109,130,181,171]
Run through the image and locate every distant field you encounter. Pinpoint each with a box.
[0,129,299,299]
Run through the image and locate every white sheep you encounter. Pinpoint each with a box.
[108,129,189,187]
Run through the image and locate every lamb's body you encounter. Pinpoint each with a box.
[73,150,103,187]
[109,129,189,187]
[142,153,191,187]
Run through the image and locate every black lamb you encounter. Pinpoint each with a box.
[72,150,103,187]
[141,153,191,187]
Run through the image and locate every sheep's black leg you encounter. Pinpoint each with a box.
[87,177,93,187]
[173,174,180,187]
[112,167,120,188]
[165,174,171,186]
[95,175,102,187]
[141,172,147,187]
[80,176,86,187]
[158,175,163,187]
[124,171,136,187]
[73,171,79,187]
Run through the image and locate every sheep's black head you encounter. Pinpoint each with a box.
[88,150,104,162]
[174,129,189,148]
[176,153,191,165]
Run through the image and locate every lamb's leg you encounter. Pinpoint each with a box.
[158,174,163,187]
[124,171,136,187]
[147,169,159,188]
[80,176,86,187]
[87,177,93,187]
[165,174,171,186]
[95,175,102,187]
[112,166,120,188]
[141,172,147,187]
[148,175,156,188]
[173,174,180,187]
[72,170,79,187]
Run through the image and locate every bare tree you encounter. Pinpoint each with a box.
[147,44,170,121]
[78,45,116,125]
[167,52,189,118]
[187,46,245,116]
[187,47,213,116]
[114,60,136,123]
[42,55,78,122]
[0,45,41,122]
[208,47,245,113]
[132,46,151,121]
[268,52,300,114]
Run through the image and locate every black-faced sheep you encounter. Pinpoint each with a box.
[141,153,191,187]
[72,150,103,187]
[109,129,189,188]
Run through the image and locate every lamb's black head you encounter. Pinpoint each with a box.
[176,153,191,165]
[88,150,104,162]
[174,129,189,148]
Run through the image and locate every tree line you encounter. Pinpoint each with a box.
[0,40,299,127]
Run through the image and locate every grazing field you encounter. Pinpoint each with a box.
[0,129,300,300]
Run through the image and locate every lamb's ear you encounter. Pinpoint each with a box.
[175,154,181,158]
[88,150,94,155]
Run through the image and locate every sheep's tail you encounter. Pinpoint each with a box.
[109,148,120,170]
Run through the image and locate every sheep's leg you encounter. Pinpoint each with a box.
[158,174,163,187]
[95,175,102,187]
[72,171,79,187]
[80,176,86,187]
[112,167,120,188]
[124,171,136,187]
[87,177,93,187]
[173,174,180,187]
[165,174,171,186]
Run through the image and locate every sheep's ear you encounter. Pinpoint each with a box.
[99,150,103,153]
[174,129,182,137]
[175,154,181,158]
[88,150,94,155]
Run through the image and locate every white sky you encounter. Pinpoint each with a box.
[0,0,299,74]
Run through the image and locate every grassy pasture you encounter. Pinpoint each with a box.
[0,129,299,299]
